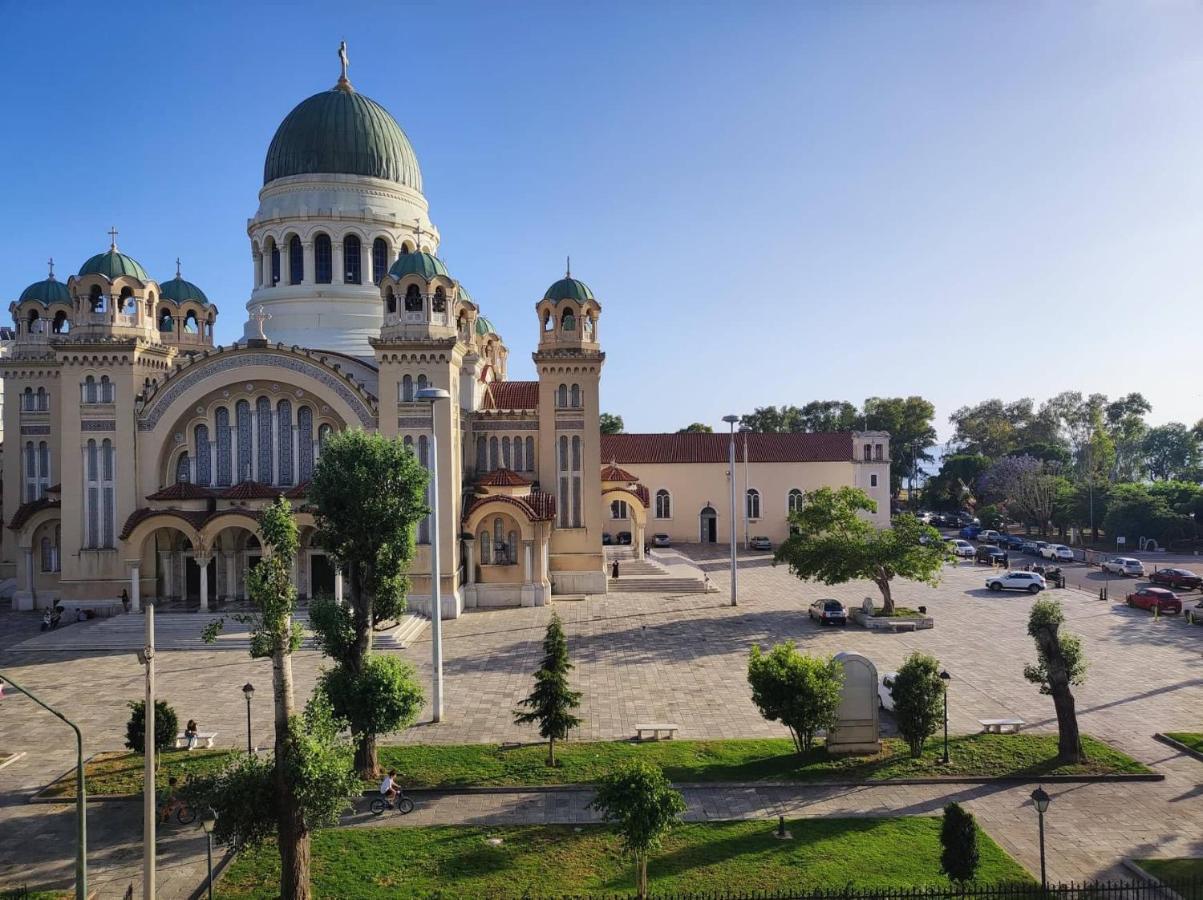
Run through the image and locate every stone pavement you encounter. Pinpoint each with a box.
[1,548,1201,896]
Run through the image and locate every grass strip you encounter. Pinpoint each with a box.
[39,749,238,800]
[1164,733,1203,755]
[1135,858,1203,899]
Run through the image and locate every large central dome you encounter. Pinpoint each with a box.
[263,87,422,190]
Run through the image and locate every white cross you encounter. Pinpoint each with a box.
[251,305,271,340]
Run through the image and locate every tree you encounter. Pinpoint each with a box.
[949,398,1062,460]
[316,654,424,757]
[978,456,1061,534]
[940,802,980,884]
[307,430,429,777]
[125,699,178,756]
[589,761,686,899]
[775,489,948,615]
[676,422,713,433]
[975,504,1004,532]
[925,454,990,511]
[513,613,582,765]
[1104,393,1151,482]
[1023,599,1087,763]
[599,412,625,435]
[746,643,843,752]
[739,405,804,433]
[1102,483,1191,547]
[1143,423,1201,481]
[890,652,945,758]
[797,400,859,433]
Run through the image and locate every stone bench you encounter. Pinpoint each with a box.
[175,732,218,750]
[634,723,678,741]
[978,718,1025,734]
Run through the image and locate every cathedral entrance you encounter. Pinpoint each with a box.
[310,553,336,600]
[699,506,718,543]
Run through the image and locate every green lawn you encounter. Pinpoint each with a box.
[219,818,1033,899]
[1164,733,1203,755]
[1136,859,1203,898]
[40,749,239,800]
[377,733,1148,788]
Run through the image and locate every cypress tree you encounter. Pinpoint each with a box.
[514,613,582,766]
[940,802,980,885]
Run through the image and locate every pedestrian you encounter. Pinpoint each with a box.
[184,719,199,751]
[611,559,620,579]
[121,589,131,614]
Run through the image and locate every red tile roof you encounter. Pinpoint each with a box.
[8,497,60,530]
[600,432,854,464]
[600,463,639,483]
[147,482,217,501]
[478,468,532,487]
[481,381,539,410]
[463,490,556,523]
[221,481,288,500]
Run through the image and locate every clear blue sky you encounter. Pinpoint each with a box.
[3,2,1201,438]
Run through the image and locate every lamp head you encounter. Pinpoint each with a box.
[939,670,951,681]
[416,387,452,403]
[721,415,739,424]
[200,807,218,834]
[1030,786,1051,813]
[242,682,255,700]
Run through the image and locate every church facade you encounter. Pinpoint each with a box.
[2,57,891,616]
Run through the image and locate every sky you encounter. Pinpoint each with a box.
[2,2,1202,440]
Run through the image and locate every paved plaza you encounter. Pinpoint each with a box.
[1,547,1201,897]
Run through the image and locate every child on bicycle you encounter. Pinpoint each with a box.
[159,776,184,823]
[378,769,401,807]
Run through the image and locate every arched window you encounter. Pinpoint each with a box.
[38,441,49,496]
[746,488,761,520]
[561,309,575,332]
[479,530,491,565]
[236,399,252,481]
[401,374,414,402]
[84,439,98,547]
[194,424,212,486]
[385,287,396,314]
[41,536,52,572]
[508,530,518,567]
[101,439,115,548]
[289,235,303,284]
[314,233,332,284]
[489,436,499,471]
[27,310,40,333]
[512,436,523,472]
[176,451,191,483]
[99,376,113,403]
[318,423,333,452]
[584,315,594,337]
[655,489,671,519]
[52,310,69,333]
[22,387,32,411]
[502,437,511,470]
[372,238,388,284]
[611,499,629,520]
[404,284,422,312]
[556,384,568,408]
[36,386,48,411]
[23,441,35,502]
[476,436,487,472]
[541,309,551,332]
[270,239,281,285]
[525,437,535,471]
[277,400,293,486]
[298,406,315,482]
[216,407,232,486]
[417,374,428,395]
[88,285,104,313]
[570,384,581,408]
[343,234,361,284]
[119,286,136,315]
[557,435,569,528]
[788,489,804,514]
[494,517,506,563]
[257,396,273,483]
[432,286,446,312]
[571,436,582,527]
[159,308,174,332]
[183,311,199,334]
[82,376,97,404]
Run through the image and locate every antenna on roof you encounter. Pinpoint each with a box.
[47,257,55,279]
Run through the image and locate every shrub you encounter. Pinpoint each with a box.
[747,642,843,752]
[125,699,179,756]
[940,802,980,883]
[891,652,945,758]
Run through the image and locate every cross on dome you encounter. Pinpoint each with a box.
[47,257,55,279]
[108,226,119,250]
[335,40,353,92]
[566,255,571,278]
[413,218,424,250]
[176,257,182,278]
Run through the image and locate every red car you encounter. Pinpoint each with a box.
[1149,568,1203,591]
[1126,587,1182,614]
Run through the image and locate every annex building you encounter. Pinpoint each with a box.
[2,53,891,616]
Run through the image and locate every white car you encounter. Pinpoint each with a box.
[978,529,1003,544]
[986,571,1047,594]
[1101,556,1144,576]
[878,672,898,711]
[948,539,975,558]
[1040,544,1074,562]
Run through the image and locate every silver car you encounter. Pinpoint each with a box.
[1101,556,1144,576]
[985,571,1047,593]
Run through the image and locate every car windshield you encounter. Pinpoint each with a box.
[824,601,843,611]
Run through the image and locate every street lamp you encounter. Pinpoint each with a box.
[241,683,255,755]
[1031,786,1051,889]
[200,807,218,900]
[722,415,740,607]
[938,670,951,764]
[739,426,751,550]
[417,386,452,722]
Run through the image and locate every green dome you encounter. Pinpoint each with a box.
[544,276,594,303]
[159,276,210,306]
[456,283,474,306]
[388,251,448,281]
[78,248,150,282]
[264,88,422,189]
[475,316,495,336]
[19,277,71,305]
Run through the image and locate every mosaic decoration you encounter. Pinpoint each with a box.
[195,424,212,486]
[298,406,314,482]
[215,407,232,486]
[278,399,294,485]
[81,420,116,432]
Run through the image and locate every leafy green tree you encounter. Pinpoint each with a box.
[797,400,860,432]
[940,802,981,884]
[975,504,1005,532]
[1143,423,1201,481]
[746,643,843,752]
[775,489,949,615]
[600,412,625,434]
[589,761,686,899]
[890,652,945,758]
[949,398,1062,460]
[1023,599,1087,763]
[739,405,805,433]
[925,454,990,510]
[676,422,712,433]
[514,613,582,765]
[317,654,424,756]
[1105,393,1151,481]
[307,430,428,776]
[124,699,179,756]
[1102,483,1191,547]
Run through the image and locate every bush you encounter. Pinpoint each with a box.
[940,802,980,883]
[890,652,945,758]
[747,643,843,752]
[977,504,1005,531]
[125,699,179,756]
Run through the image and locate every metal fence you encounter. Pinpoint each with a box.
[539,880,1200,900]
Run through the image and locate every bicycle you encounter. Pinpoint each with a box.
[369,791,414,815]
[160,798,196,825]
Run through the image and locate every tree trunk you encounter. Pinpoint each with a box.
[355,732,379,779]
[1032,623,1086,763]
[875,572,896,616]
[347,561,379,779]
[277,785,311,900]
[273,624,311,899]
[638,853,648,899]
[548,736,556,767]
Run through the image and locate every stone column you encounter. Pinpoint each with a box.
[332,239,345,285]
[197,555,210,612]
[464,539,476,585]
[523,541,533,584]
[129,561,141,613]
[24,549,36,608]
[302,241,314,285]
[254,250,264,289]
[224,552,236,600]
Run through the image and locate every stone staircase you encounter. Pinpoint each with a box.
[605,549,713,594]
[374,613,429,650]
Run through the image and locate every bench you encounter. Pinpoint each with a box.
[635,723,679,741]
[978,718,1025,734]
[175,732,218,750]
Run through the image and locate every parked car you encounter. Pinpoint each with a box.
[750,535,772,551]
[975,546,1007,565]
[986,571,1046,593]
[1041,544,1073,562]
[1125,587,1182,614]
[808,599,848,626]
[601,532,614,545]
[878,672,898,711]
[616,531,632,545]
[999,534,1025,549]
[1100,556,1144,576]
[1019,540,1040,555]
[1188,600,1203,625]
[956,512,980,527]
[948,539,975,558]
[1149,568,1202,590]
[959,525,982,540]
[652,533,671,548]
[977,529,1003,544]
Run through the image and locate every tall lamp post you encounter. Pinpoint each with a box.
[722,415,740,606]
[1031,786,1051,889]
[241,682,255,754]
[0,671,87,900]
[200,808,218,900]
[139,599,157,900]
[739,426,751,550]
[417,386,451,721]
[938,670,951,764]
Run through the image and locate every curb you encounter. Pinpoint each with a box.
[1122,858,1187,900]
[1154,733,1203,764]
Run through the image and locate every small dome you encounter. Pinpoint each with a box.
[19,277,71,305]
[78,248,150,282]
[264,88,422,189]
[456,283,475,306]
[159,276,210,306]
[544,276,594,303]
[388,251,448,281]
[475,316,496,336]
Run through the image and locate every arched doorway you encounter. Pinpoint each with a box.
[699,506,718,543]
